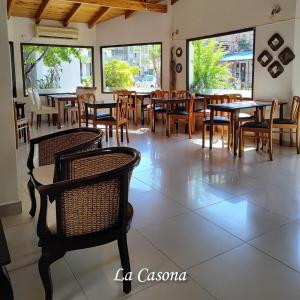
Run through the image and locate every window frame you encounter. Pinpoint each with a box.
[9,41,17,98]
[100,42,163,94]
[186,27,256,100]
[20,42,95,97]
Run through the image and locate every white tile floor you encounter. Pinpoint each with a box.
[3,122,300,300]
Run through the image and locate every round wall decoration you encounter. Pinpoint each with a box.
[176,47,183,57]
[176,63,183,73]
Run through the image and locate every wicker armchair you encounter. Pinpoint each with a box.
[27,128,103,217]
[36,147,140,300]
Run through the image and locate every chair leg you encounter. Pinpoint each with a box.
[105,125,108,142]
[188,119,192,139]
[227,125,230,149]
[36,115,39,130]
[27,124,30,143]
[125,124,130,143]
[27,179,36,217]
[239,128,243,157]
[290,129,293,147]
[296,128,299,154]
[116,126,120,146]
[31,112,34,126]
[256,133,260,151]
[118,235,131,294]
[269,133,273,161]
[202,124,206,148]
[48,114,50,126]
[39,250,65,300]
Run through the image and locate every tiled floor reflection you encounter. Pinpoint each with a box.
[3,122,300,299]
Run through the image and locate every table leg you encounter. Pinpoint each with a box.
[121,125,124,142]
[231,111,239,156]
[57,101,61,129]
[109,108,113,137]
[279,104,284,145]
[141,97,145,125]
[152,100,156,132]
[209,108,214,149]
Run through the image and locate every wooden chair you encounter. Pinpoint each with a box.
[171,90,190,98]
[193,96,211,132]
[28,88,58,129]
[149,90,170,126]
[202,95,231,148]
[36,147,141,300]
[167,95,194,138]
[113,90,137,125]
[13,101,30,149]
[273,96,300,153]
[239,99,278,161]
[93,94,130,146]
[27,128,103,217]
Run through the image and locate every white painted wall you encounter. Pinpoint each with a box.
[95,11,172,98]
[0,1,19,214]
[172,0,297,102]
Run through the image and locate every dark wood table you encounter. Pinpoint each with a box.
[47,94,77,129]
[14,101,26,119]
[136,93,151,125]
[209,100,288,156]
[84,100,121,139]
[0,220,13,299]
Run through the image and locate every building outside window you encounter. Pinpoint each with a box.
[21,44,94,95]
[187,28,255,98]
[101,43,162,93]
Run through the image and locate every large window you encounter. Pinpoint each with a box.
[101,43,162,93]
[187,28,255,98]
[21,43,94,95]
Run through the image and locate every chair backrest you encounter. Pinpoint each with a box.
[115,94,129,121]
[171,90,190,99]
[269,99,279,127]
[32,89,42,111]
[291,96,300,122]
[76,86,97,96]
[38,147,140,239]
[77,93,95,118]
[27,128,103,176]
[228,94,242,102]
[113,90,130,102]
[209,95,230,116]
[151,90,170,99]
[27,88,36,107]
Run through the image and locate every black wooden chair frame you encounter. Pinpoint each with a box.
[27,128,103,217]
[36,147,140,300]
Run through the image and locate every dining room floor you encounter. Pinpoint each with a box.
[3,121,300,300]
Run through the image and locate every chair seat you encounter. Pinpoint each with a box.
[48,202,134,234]
[239,112,255,119]
[241,121,269,129]
[32,164,55,185]
[204,116,230,124]
[194,108,210,114]
[17,118,30,126]
[32,106,58,115]
[154,107,166,112]
[168,110,188,116]
[273,118,296,125]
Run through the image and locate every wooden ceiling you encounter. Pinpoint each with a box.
[7,0,178,28]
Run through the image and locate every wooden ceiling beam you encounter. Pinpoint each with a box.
[124,10,135,19]
[7,0,16,19]
[64,0,167,13]
[63,3,82,26]
[35,0,51,24]
[88,6,109,28]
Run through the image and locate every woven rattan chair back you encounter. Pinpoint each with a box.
[56,148,140,238]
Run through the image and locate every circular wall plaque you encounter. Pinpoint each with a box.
[176,47,183,57]
[176,63,183,73]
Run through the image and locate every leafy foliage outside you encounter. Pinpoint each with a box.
[145,45,161,86]
[22,45,83,90]
[192,39,232,93]
[104,59,140,90]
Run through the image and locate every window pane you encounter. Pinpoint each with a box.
[188,29,255,98]
[21,44,94,95]
[101,43,162,93]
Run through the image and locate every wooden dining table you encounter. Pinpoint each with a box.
[209,100,288,156]
[47,94,77,129]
